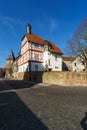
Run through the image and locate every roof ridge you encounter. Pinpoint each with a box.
[24,33,62,54]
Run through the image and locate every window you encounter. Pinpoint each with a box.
[55,67,58,69]
[35,65,38,71]
[48,52,51,55]
[34,44,39,49]
[74,63,76,66]
[48,59,50,66]
[55,55,57,61]
[44,47,48,51]
[35,54,39,59]
[48,46,51,50]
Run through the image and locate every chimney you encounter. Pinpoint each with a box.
[26,24,31,34]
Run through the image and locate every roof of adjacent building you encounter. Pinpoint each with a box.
[62,56,75,61]
[50,42,62,54]
[24,33,63,55]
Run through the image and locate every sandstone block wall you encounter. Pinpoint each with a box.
[42,72,87,86]
[13,71,87,86]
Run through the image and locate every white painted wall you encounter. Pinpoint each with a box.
[31,62,45,71]
[72,57,85,71]
[18,62,29,72]
[19,36,62,72]
[21,37,27,47]
[43,51,62,71]
[18,62,45,72]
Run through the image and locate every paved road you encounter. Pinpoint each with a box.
[0,78,87,130]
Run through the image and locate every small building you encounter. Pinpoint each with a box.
[62,56,75,71]
[72,56,85,71]
[71,49,87,71]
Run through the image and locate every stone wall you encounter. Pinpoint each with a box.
[13,71,43,82]
[42,72,87,86]
[13,71,87,86]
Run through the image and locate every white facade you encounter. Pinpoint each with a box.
[18,39,45,72]
[18,40,62,72]
[18,46,62,72]
[43,51,62,71]
[18,62,45,72]
[31,62,45,71]
[17,25,63,72]
[18,62,29,72]
[72,57,85,71]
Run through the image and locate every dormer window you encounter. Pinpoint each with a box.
[44,46,48,51]
[43,40,51,52]
[48,46,51,50]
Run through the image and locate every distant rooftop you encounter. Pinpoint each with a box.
[62,56,75,61]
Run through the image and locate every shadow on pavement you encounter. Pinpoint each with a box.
[0,91,48,130]
[0,78,37,91]
[80,112,87,130]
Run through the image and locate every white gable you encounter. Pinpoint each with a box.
[21,36,27,47]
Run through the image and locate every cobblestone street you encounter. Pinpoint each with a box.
[0,78,87,130]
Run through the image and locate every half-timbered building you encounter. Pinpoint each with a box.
[18,24,63,72]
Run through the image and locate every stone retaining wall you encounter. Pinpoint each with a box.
[13,71,87,86]
[42,72,87,86]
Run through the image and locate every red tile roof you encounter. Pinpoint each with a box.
[25,33,62,55]
[50,42,63,55]
[25,33,44,44]
[62,56,75,61]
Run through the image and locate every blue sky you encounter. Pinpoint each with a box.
[0,0,87,67]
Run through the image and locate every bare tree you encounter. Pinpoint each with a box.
[66,19,87,70]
